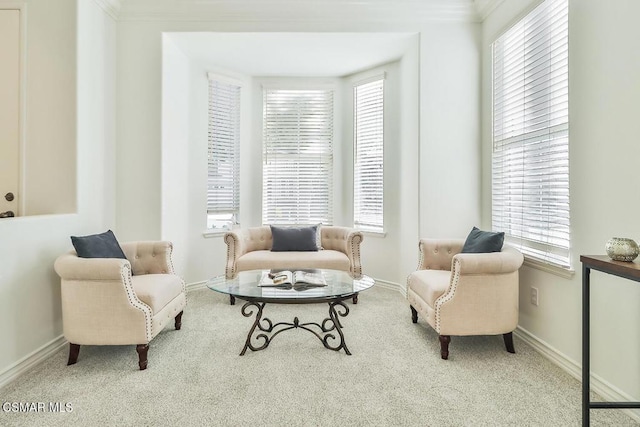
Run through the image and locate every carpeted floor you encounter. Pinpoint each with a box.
[0,286,636,426]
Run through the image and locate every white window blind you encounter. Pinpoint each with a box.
[354,78,384,232]
[207,79,241,227]
[492,0,570,268]
[262,89,334,225]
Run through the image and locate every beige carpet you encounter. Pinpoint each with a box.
[0,286,636,426]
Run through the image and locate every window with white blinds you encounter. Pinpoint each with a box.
[262,89,334,225]
[207,78,241,230]
[353,78,384,232]
[492,0,570,269]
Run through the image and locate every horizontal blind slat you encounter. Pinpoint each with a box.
[491,0,570,269]
[354,79,384,231]
[262,89,334,225]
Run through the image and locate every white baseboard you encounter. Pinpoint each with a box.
[372,278,406,297]
[186,280,208,292]
[515,326,640,423]
[0,335,67,390]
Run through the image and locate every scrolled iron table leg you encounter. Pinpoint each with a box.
[240,301,271,355]
[321,300,351,355]
[238,297,354,355]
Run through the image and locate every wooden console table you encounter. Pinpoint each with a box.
[581,255,640,426]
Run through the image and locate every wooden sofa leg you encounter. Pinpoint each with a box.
[230,295,236,305]
[175,311,183,330]
[136,344,149,370]
[503,332,515,354]
[439,335,451,360]
[67,343,80,366]
[410,306,418,323]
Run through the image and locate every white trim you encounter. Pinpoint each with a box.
[351,71,387,87]
[92,0,122,20]
[373,278,406,297]
[118,0,480,23]
[474,0,505,21]
[0,335,67,390]
[358,230,387,238]
[186,280,208,292]
[202,229,227,238]
[523,257,575,279]
[261,81,337,91]
[206,72,244,87]
[514,326,640,423]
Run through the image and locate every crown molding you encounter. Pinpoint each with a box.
[474,0,504,21]
[118,0,482,23]
[93,0,122,20]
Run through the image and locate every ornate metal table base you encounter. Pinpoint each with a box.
[239,300,352,355]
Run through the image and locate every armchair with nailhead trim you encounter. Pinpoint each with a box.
[54,241,186,370]
[406,238,523,360]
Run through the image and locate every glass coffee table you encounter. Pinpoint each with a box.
[207,269,374,356]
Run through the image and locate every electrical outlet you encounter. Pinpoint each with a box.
[530,287,539,306]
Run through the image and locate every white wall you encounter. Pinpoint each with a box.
[116,20,480,288]
[482,0,640,407]
[420,24,482,239]
[0,0,116,381]
[161,36,191,278]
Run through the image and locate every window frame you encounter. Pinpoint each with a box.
[261,86,335,226]
[206,74,242,232]
[490,0,572,272]
[353,74,385,233]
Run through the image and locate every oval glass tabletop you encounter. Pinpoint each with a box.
[207,269,374,303]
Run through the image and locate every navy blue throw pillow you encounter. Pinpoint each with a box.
[461,227,504,253]
[270,225,319,252]
[71,230,127,260]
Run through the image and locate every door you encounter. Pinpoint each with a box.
[0,9,20,217]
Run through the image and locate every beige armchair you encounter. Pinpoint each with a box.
[406,238,524,359]
[54,241,186,370]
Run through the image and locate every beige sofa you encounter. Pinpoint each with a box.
[224,226,363,304]
[407,238,524,359]
[54,241,186,370]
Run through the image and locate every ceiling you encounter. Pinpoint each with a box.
[113,0,502,76]
[167,32,417,77]
[112,0,503,22]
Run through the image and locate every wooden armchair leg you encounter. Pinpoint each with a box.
[136,344,149,370]
[503,332,515,354]
[230,295,236,305]
[410,306,418,323]
[67,343,80,366]
[175,311,183,330]
[439,335,451,360]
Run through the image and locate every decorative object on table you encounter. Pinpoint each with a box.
[605,237,639,262]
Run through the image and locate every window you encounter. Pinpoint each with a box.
[353,77,384,232]
[492,0,570,269]
[207,78,241,230]
[262,88,334,225]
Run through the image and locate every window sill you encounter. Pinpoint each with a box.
[357,230,387,238]
[202,229,228,238]
[522,257,575,279]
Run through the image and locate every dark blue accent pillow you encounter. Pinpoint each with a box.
[270,225,319,252]
[461,227,505,253]
[71,230,127,259]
